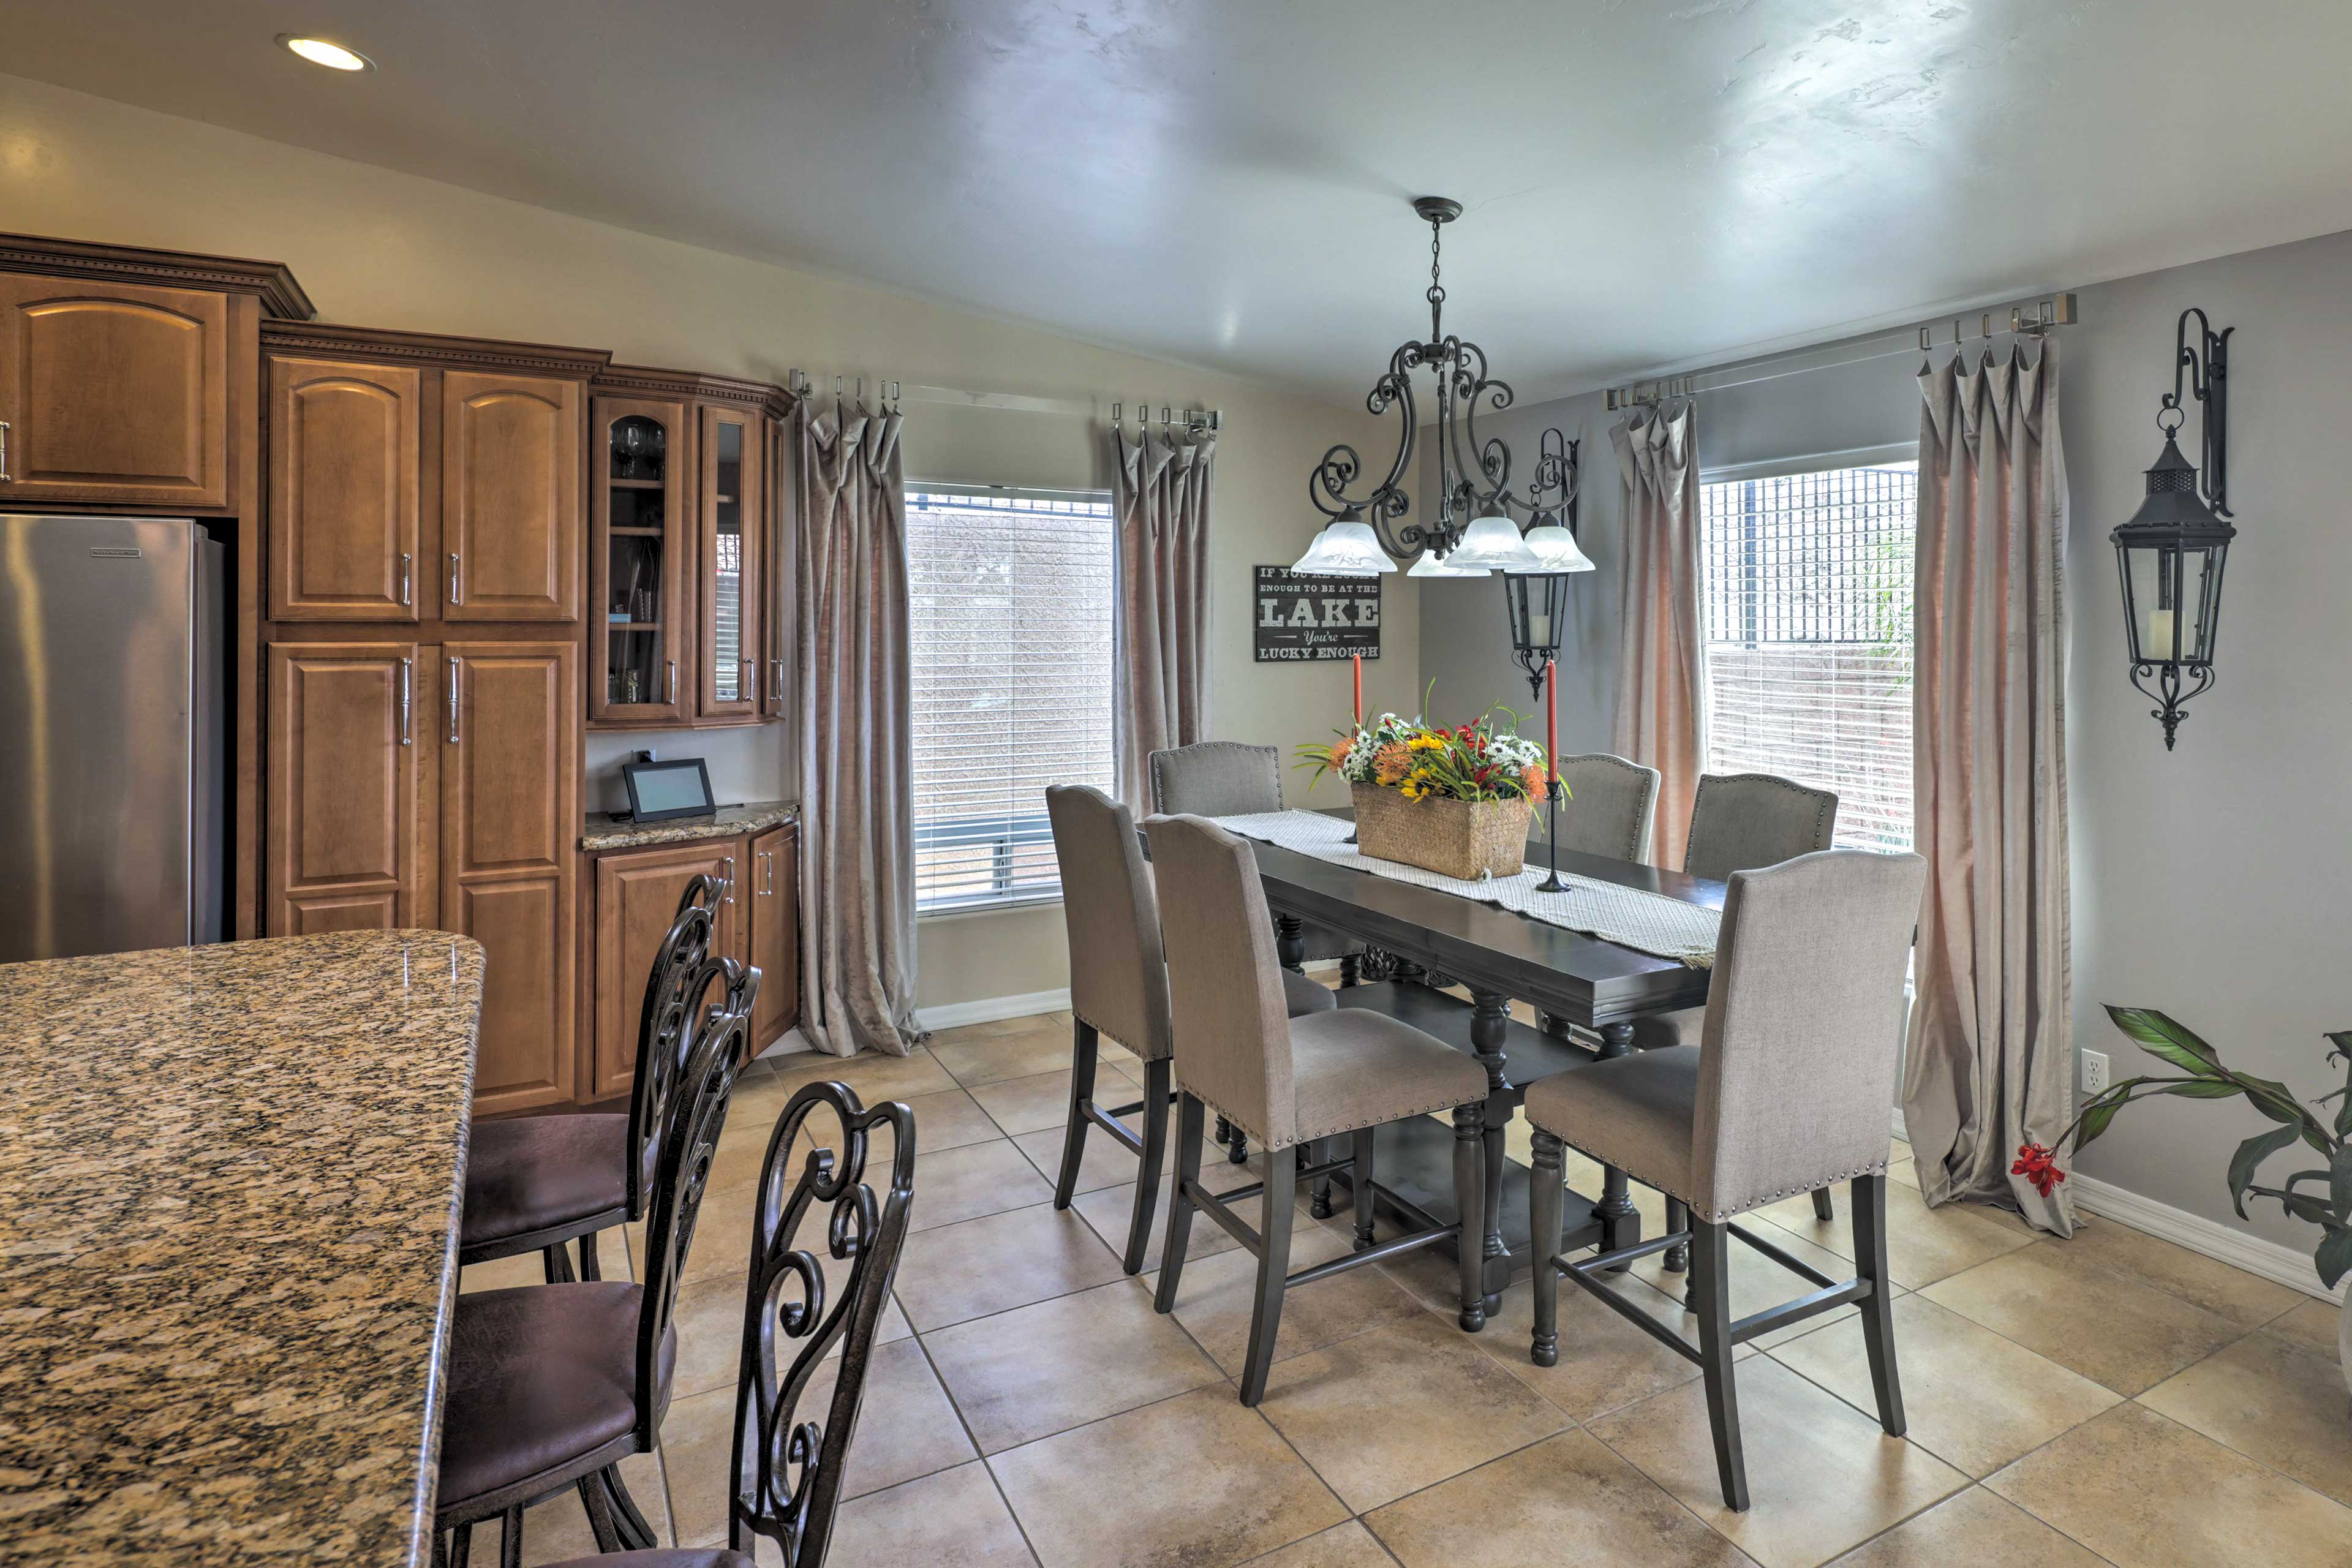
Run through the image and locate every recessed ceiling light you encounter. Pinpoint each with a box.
[277,34,374,72]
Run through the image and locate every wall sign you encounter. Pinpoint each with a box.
[1253,565,1381,662]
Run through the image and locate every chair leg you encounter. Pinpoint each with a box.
[578,1228,603,1282]
[1154,1093,1206,1313]
[1693,1218,1749,1512]
[432,1526,452,1568]
[1238,1142,1298,1406]
[1123,1057,1172,1275]
[1812,1186,1837,1223]
[1451,1103,1487,1332]
[447,1523,471,1568]
[1663,1198,1691,1273]
[1227,1122,1250,1165]
[1308,1136,1336,1218]
[1529,1129,1563,1365]
[541,1243,575,1283]
[591,1463,659,1551]
[1052,1019,1099,1210]
[578,1465,623,1552]
[1852,1174,1907,1436]
[497,1506,522,1568]
[1350,1128,1378,1250]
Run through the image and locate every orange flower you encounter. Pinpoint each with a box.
[1373,741,1411,785]
[1329,737,1353,771]
[1520,763,1547,799]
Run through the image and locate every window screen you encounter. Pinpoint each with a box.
[908,485,1117,911]
[1699,462,1918,852]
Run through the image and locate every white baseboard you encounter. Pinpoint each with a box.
[1891,1107,2340,1304]
[914,987,1071,1033]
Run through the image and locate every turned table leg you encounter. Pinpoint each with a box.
[1593,1019,1643,1268]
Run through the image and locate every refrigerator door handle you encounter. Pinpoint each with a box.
[398,657,412,746]
[446,657,461,744]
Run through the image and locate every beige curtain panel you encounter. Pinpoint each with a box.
[794,398,922,1058]
[1109,424,1216,815]
[1610,402,1708,869]
[1902,344,2075,1235]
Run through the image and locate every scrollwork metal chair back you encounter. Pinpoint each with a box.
[624,875,724,1219]
[726,1080,918,1567]
[631,954,758,1444]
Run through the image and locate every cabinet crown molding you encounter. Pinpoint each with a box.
[597,361,796,414]
[0,232,314,318]
[263,319,612,379]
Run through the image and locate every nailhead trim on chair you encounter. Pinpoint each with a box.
[1072,1009,1168,1062]
[1533,1116,1889,1224]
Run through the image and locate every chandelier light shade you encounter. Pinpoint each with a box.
[1444,513,1545,572]
[1517,518,1596,573]
[1290,513,1396,576]
[2113,307,2235,750]
[1406,549,1485,578]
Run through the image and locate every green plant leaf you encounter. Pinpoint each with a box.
[2228,1123,2305,1220]
[2076,1096,2123,1148]
[2335,1145,2352,1224]
[2162,1080,2244,1099]
[2316,1224,2352,1292]
[2106,1006,2225,1075]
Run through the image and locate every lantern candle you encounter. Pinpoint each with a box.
[2143,608,2179,661]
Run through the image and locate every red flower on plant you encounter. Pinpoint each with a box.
[2011,1142,2066,1197]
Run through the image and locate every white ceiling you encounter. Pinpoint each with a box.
[11,1,2352,406]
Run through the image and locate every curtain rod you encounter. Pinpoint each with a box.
[785,369,1220,429]
[1604,292,2078,412]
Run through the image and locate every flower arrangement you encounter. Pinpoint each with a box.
[1300,706,1550,804]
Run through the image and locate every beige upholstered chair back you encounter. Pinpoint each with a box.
[1139,813,1295,1142]
[1552,753,1662,862]
[1046,785,1172,1061]
[1683,772,1839,881]
[1149,742,1282,818]
[1691,850,1927,1221]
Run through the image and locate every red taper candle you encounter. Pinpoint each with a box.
[1546,658,1558,783]
[1352,653,1363,724]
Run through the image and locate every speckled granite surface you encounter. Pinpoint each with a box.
[581,798,797,851]
[0,932,484,1567]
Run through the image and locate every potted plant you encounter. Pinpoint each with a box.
[2016,1008,2352,1389]
[1298,701,1550,880]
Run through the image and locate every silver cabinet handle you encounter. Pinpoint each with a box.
[666,660,677,704]
[399,553,412,608]
[398,657,412,746]
[740,658,755,699]
[446,657,461,744]
[763,850,776,896]
[0,420,12,482]
[447,552,462,606]
[722,854,736,907]
[769,658,784,704]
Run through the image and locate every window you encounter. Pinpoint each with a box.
[1698,461,1918,852]
[908,485,1117,912]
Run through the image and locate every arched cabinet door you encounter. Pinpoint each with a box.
[268,356,421,621]
[0,277,230,508]
[440,370,582,622]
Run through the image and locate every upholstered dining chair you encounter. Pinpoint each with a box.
[537,1079,919,1568]
[434,956,758,1565]
[459,877,721,1283]
[1046,784,1335,1275]
[1145,813,1491,1406]
[1548,753,1662,863]
[1524,849,1926,1512]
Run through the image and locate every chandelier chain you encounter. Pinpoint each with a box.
[1427,216,1446,341]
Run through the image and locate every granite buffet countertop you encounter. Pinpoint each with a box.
[0,932,485,1568]
[581,797,799,851]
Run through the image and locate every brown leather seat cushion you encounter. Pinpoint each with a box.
[1280,967,1339,1017]
[462,1113,630,1250]
[541,1553,755,1568]
[439,1283,674,1510]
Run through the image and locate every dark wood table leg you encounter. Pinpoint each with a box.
[1593,1019,1643,1268]
[1467,989,1514,1315]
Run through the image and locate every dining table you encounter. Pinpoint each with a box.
[1199,807,1727,1308]
[0,931,484,1567]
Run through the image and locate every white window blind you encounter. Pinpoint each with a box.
[908,485,1117,912]
[1698,461,1918,852]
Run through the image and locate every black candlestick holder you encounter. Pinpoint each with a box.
[1534,775,1566,892]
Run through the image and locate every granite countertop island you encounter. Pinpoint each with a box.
[581,797,797,851]
[0,932,485,1567]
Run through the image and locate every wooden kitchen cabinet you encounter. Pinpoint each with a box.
[443,641,579,1115]
[588,839,745,1101]
[268,356,422,622]
[265,643,428,936]
[747,821,801,1049]
[697,402,765,719]
[441,369,582,623]
[0,273,233,510]
[589,394,693,723]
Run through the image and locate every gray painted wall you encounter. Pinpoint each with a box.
[1420,227,2352,1255]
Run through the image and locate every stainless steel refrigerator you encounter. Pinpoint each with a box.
[0,515,225,962]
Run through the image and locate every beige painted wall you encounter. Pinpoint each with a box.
[0,72,1417,1011]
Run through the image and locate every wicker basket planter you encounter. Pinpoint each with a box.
[1351,783,1531,880]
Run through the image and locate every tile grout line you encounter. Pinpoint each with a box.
[900,1315,1050,1568]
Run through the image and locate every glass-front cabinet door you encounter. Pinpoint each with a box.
[590,396,692,723]
[697,404,766,719]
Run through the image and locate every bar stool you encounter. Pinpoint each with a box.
[434,956,758,1564]
[1523,849,1926,1511]
[1046,784,1336,1275]
[538,1079,919,1568]
[1144,813,1491,1406]
[458,878,721,1283]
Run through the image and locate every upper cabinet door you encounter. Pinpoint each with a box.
[590,396,694,723]
[0,275,230,509]
[265,643,426,936]
[268,356,421,622]
[764,415,794,718]
[698,405,765,718]
[441,371,582,623]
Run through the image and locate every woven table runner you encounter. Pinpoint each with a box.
[1212,809,1719,968]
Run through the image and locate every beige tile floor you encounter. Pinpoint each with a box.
[461,1004,2352,1568]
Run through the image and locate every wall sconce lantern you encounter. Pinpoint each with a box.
[2113,308,2235,750]
[1502,430,1593,699]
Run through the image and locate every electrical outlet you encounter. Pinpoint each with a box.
[2081,1049,2109,1095]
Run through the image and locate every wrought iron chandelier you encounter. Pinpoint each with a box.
[1291,197,1591,582]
